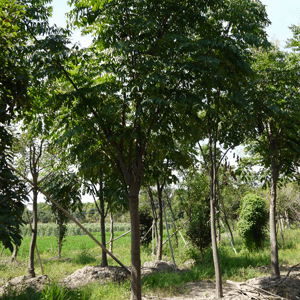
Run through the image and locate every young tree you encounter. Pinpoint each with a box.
[14,130,57,277]
[42,170,82,258]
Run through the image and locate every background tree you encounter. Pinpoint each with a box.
[179,169,211,260]
[237,193,268,251]
[42,170,82,258]
[14,129,56,277]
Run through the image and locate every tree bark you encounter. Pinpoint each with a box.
[148,186,158,252]
[28,187,38,277]
[109,212,114,253]
[10,244,18,262]
[209,133,223,299]
[210,170,223,299]
[99,176,108,267]
[129,192,141,300]
[58,222,62,259]
[157,187,163,260]
[270,164,280,278]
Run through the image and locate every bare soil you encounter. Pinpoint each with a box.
[1,261,300,299]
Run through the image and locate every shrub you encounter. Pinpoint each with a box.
[237,193,268,251]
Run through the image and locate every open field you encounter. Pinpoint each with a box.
[1,226,300,299]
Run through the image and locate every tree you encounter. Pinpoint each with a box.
[42,170,82,258]
[179,169,211,260]
[247,44,300,278]
[14,129,57,277]
[189,2,270,295]
[33,0,270,298]
[237,193,268,251]
[0,0,29,252]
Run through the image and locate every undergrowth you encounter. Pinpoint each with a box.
[0,227,300,299]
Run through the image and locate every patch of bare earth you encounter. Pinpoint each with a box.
[143,265,300,300]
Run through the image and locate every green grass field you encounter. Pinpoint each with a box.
[1,226,300,299]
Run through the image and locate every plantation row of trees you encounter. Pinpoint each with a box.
[2,0,300,299]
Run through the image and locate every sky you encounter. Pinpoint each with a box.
[49,0,300,48]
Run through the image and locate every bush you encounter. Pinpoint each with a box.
[237,193,268,251]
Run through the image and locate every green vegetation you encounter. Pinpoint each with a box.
[237,194,269,251]
[1,228,300,299]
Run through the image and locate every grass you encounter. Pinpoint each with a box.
[1,226,300,299]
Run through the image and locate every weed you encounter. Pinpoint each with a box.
[41,281,70,300]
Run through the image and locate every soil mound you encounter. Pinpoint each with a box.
[142,260,175,275]
[0,275,50,296]
[61,265,129,288]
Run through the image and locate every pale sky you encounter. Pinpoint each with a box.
[49,0,300,48]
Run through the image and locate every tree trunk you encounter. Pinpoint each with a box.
[100,187,108,267]
[210,175,223,299]
[157,190,163,260]
[270,164,280,278]
[109,212,114,253]
[28,187,38,277]
[209,135,223,299]
[148,186,158,252]
[10,244,18,262]
[285,211,291,230]
[278,214,284,245]
[129,192,141,300]
[165,192,179,247]
[217,216,221,244]
[58,222,62,259]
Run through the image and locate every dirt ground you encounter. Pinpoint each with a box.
[1,260,300,299]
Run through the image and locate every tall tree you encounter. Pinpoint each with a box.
[247,45,300,278]
[185,2,270,296]
[35,0,269,298]
[0,0,30,252]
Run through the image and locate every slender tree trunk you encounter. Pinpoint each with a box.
[157,190,163,260]
[278,214,284,245]
[270,164,280,278]
[156,180,165,260]
[58,222,62,259]
[165,192,179,247]
[28,187,38,277]
[209,134,222,299]
[100,189,108,267]
[285,211,291,229]
[129,192,141,300]
[217,216,221,244]
[148,186,158,252]
[109,212,114,253]
[10,244,18,262]
[210,171,223,299]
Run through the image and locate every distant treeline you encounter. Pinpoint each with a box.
[21,222,131,237]
[24,202,130,224]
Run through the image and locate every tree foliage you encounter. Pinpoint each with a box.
[238,193,268,251]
